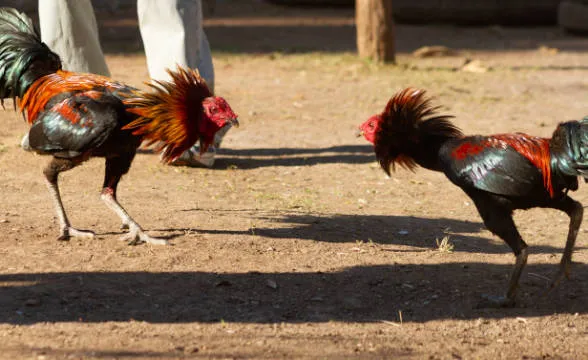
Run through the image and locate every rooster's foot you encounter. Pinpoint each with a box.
[477,294,516,308]
[58,227,95,241]
[548,264,571,291]
[120,229,168,246]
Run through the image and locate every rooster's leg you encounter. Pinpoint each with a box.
[101,189,168,245]
[549,196,583,289]
[473,196,528,307]
[44,157,95,240]
[101,156,168,245]
[505,247,529,300]
[479,248,529,308]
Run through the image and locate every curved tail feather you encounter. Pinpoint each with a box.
[0,7,61,104]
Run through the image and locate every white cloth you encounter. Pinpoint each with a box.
[37,0,214,91]
[38,0,111,76]
[137,0,214,91]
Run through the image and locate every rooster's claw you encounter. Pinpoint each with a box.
[58,227,95,241]
[120,228,168,245]
[548,266,571,291]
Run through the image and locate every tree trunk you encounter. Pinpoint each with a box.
[356,0,395,63]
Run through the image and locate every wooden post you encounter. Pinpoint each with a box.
[356,0,396,63]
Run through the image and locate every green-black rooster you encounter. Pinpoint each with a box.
[0,8,238,245]
[359,88,586,307]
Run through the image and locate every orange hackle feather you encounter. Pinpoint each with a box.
[484,134,553,197]
[18,70,127,124]
[122,67,212,163]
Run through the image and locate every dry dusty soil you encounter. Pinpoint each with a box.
[0,2,587,359]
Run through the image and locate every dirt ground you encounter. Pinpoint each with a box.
[0,2,587,359]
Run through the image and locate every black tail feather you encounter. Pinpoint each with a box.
[0,7,61,104]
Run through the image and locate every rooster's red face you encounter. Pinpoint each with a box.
[199,96,239,152]
[203,97,238,126]
[358,114,382,144]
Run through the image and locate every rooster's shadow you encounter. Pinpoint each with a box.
[1,261,586,326]
[138,145,376,169]
[169,209,581,255]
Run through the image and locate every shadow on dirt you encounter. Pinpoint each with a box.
[176,210,582,256]
[1,262,585,325]
[204,24,588,54]
[100,21,588,55]
[219,145,373,157]
[213,145,374,168]
[138,145,375,168]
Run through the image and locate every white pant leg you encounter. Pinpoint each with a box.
[137,0,214,92]
[198,31,215,93]
[38,0,110,76]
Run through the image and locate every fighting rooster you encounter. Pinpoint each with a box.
[0,8,238,245]
[359,88,586,306]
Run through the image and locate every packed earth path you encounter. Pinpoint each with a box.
[0,2,586,359]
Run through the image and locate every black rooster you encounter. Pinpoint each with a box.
[359,88,586,306]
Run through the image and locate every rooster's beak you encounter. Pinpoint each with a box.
[229,117,239,128]
[356,130,364,138]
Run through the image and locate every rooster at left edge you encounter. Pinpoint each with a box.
[0,8,239,245]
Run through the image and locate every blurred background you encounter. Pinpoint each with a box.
[2,0,587,56]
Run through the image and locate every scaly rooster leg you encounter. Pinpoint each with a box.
[480,248,528,308]
[120,219,130,230]
[473,195,527,307]
[549,196,583,289]
[44,157,95,240]
[101,156,168,245]
[100,189,168,245]
[505,247,529,299]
